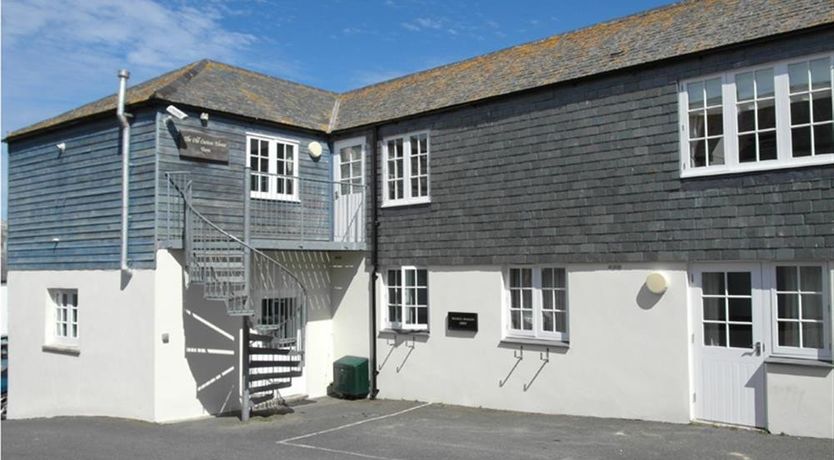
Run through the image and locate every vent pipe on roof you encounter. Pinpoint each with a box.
[117,69,131,275]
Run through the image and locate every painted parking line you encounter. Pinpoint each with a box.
[276,402,432,459]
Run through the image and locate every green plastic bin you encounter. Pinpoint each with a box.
[333,356,369,399]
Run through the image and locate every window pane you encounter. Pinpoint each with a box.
[776,266,798,291]
[511,310,521,330]
[405,269,415,286]
[778,321,800,347]
[738,134,756,162]
[554,290,566,310]
[417,269,427,286]
[778,294,799,319]
[521,269,532,287]
[688,81,704,109]
[759,131,777,161]
[417,307,428,325]
[728,297,752,322]
[737,102,755,132]
[726,272,751,295]
[789,62,809,93]
[802,323,824,349]
[522,310,533,330]
[407,306,416,324]
[703,297,725,321]
[810,58,831,90]
[522,290,532,309]
[704,323,726,347]
[689,112,705,138]
[706,78,722,106]
[554,269,565,288]
[758,98,775,129]
[690,140,706,167]
[708,138,724,165]
[812,90,832,122]
[802,294,823,321]
[542,268,553,288]
[703,273,725,295]
[542,311,554,332]
[405,288,415,305]
[729,324,753,348]
[417,288,428,306]
[510,269,520,287]
[511,290,520,308]
[542,292,553,310]
[706,107,723,136]
[755,69,774,98]
[554,312,567,333]
[792,126,812,157]
[814,124,833,155]
[791,94,811,124]
[736,72,754,101]
[800,266,822,292]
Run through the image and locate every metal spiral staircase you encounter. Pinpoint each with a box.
[164,172,308,420]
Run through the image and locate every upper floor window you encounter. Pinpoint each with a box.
[382,132,430,206]
[680,54,834,177]
[382,267,429,331]
[247,134,299,201]
[505,267,568,342]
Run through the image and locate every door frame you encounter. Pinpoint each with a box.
[332,137,366,242]
[688,262,769,427]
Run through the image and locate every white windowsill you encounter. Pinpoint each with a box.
[680,155,834,179]
[250,194,301,203]
[42,344,80,356]
[379,328,430,336]
[500,337,570,348]
[381,197,431,208]
[764,355,833,368]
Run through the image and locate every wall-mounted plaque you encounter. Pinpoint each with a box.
[447,312,478,332]
[178,130,229,163]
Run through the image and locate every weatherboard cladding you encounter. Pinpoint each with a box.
[156,108,332,243]
[7,110,157,270]
[6,0,833,140]
[372,28,834,267]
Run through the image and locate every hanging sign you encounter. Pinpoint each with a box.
[178,130,229,163]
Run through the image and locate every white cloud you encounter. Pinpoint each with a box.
[1,0,259,133]
[401,16,446,32]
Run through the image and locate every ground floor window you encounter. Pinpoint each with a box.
[383,267,428,331]
[505,267,568,341]
[772,265,829,358]
[49,289,78,345]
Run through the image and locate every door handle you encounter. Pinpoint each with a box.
[754,341,762,356]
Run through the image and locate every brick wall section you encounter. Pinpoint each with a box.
[373,27,834,267]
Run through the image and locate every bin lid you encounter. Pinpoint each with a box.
[335,355,368,367]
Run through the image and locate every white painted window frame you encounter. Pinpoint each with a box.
[381,131,431,207]
[246,133,300,202]
[503,266,569,342]
[380,266,429,331]
[679,52,834,178]
[768,263,832,360]
[48,288,79,347]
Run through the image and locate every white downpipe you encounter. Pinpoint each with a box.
[117,69,131,273]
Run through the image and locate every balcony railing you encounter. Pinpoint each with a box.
[247,169,365,246]
[158,169,366,250]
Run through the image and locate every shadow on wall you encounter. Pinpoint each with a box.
[267,251,335,322]
[176,251,241,415]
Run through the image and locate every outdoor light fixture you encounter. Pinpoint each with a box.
[645,271,669,294]
[56,142,66,155]
[308,141,323,160]
[200,112,209,125]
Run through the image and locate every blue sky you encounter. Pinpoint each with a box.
[1,0,671,218]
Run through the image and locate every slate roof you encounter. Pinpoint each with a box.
[5,0,834,141]
[5,60,338,139]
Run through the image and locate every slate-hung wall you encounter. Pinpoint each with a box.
[156,109,333,243]
[374,27,834,267]
[7,111,157,270]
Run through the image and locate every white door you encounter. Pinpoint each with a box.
[692,265,766,428]
[333,138,365,243]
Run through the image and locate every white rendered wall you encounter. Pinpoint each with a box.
[375,265,692,423]
[331,254,370,362]
[6,269,156,420]
[1,283,8,336]
[765,363,834,438]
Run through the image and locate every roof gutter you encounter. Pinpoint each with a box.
[117,69,132,274]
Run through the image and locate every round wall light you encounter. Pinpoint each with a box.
[308,141,323,160]
[645,271,669,294]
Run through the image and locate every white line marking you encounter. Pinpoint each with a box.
[277,402,431,444]
[280,442,403,460]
